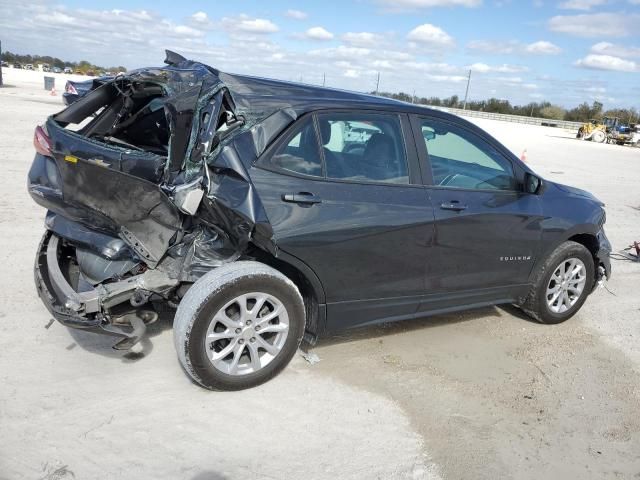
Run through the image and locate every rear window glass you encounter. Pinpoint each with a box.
[316,113,409,184]
[269,117,323,177]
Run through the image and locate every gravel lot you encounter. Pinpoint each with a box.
[1,68,639,480]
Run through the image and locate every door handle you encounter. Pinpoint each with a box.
[282,192,322,205]
[440,201,467,211]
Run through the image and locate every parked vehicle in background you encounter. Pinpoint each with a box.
[52,67,62,74]
[13,64,22,69]
[63,67,72,74]
[28,51,612,391]
[86,70,95,77]
[62,76,113,106]
[0,61,8,67]
[42,65,51,72]
[25,64,34,70]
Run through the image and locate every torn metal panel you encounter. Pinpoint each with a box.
[47,121,182,267]
[33,53,307,278]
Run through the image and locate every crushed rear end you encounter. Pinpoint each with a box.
[28,51,296,348]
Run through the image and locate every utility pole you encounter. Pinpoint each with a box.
[375,71,380,95]
[0,40,3,87]
[462,69,471,110]
[322,72,326,87]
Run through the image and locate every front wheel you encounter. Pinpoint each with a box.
[520,241,595,324]
[173,261,306,390]
[591,130,606,143]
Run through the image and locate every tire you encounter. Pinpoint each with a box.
[591,130,606,143]
[173,261,305,390]
[520,241,595,324]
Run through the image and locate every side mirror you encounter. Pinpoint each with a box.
[524,172,542,194]
[423,129,436,141]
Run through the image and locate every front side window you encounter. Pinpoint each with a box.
[420,118,516,191]
[269,117,323,177]
[316,113,409,184]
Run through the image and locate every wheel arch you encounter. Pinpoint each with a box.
[528,228,600,287]
[567,233,599,263]
[248,247,327,342]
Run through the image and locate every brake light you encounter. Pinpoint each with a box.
[34,125,53,156]
[65,82,77,95]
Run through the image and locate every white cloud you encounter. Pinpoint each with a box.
[407,24,455,47]
[190,11,211,26]
[344,69,360,78]
[222,15,279,34]
[467,39,561,55]
[591,41,640,58]
[378,0,481,8]
[548,13,639,37]
[467,40,519,54]
[426,74,467,82]
[525,40,562,54]
[304,26,334,41]
[285,9,308,20]
[342,32,385,47]
[574,54,638,72]
[558,0,607,10]
[468,63,529,73]
[310,45,372,59]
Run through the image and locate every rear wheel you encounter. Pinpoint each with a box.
[173,261,305,390]
[521,241,595,324]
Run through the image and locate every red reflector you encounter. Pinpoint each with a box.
[34,125,52,156]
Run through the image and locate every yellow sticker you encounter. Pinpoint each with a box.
[64,155,78,164]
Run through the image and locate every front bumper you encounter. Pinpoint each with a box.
[596,228,612,281]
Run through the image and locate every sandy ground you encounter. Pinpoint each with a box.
[0,69,639,480]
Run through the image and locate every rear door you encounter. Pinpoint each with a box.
[411,114,543,302]
[251,110,436,330]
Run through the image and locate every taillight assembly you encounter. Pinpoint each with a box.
[65,82,77,95]
[34,125,53,156]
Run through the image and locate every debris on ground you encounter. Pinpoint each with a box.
[301,351,321,365]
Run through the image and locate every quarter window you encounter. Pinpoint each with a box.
[269,117,323,177]
[316,113,409,184]
[420,118,516,191]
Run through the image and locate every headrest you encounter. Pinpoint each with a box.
[364,133,394,167]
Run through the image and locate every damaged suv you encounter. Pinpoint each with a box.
[29,51,611,390]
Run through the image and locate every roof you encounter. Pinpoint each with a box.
[219,71,457,120]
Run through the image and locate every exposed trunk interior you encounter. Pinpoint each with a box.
[55,79,170,156]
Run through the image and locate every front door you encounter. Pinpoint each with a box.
[412,115,543,301]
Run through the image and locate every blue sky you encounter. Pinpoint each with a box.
[1,0,639,108]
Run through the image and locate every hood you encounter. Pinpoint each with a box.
[551,181,604,206]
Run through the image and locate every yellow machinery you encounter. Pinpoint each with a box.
[576,117,625,143]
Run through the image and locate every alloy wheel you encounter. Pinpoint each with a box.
[204,292,290,375]
[546,258,587,314]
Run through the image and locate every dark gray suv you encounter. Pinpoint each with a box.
[28,51,611,390]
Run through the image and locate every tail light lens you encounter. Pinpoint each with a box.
[65,82,77,95]
[34,125,53,156]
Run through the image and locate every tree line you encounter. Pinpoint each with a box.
[1,51,125,74]
[375,91,639,125]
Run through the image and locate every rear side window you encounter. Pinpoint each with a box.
[420,118,516,191]
[269,117,323,177]
[316,113,409,184]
